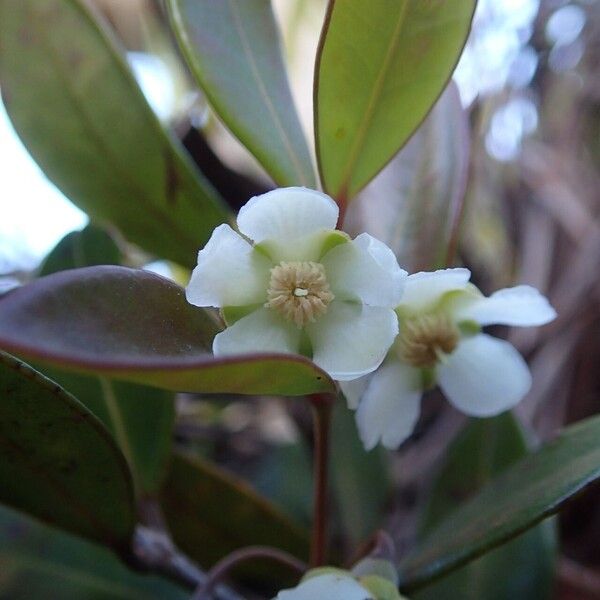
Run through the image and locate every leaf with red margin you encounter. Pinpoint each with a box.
[0,266,336,396]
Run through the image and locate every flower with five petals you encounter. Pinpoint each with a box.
[186,187,406,381]
[342,268,557,450]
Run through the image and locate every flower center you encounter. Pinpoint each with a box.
[266,261,334,328]
[398,313,459,368]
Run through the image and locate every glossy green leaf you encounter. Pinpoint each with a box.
[0,352,134,552]
[399,413,600,591]
[0,504,186,599]
[315,0,476,200]
[161,452,309,570]
[0,0,230,268]
[168,0,315,188]
[414,414,556,599]
[0,266,336,396]
[39,225,121,277]
[331,403,390,546]
[355,82,470,271]
[38,227,175,496]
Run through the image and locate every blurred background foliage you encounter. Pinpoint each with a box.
[1,0,600,598]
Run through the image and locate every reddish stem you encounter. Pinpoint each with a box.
[335,189,349,230]
[309,397,333,566]
[192,546,307,600]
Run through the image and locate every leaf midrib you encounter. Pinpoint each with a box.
[225,0,310,186]
[333,1,409,195]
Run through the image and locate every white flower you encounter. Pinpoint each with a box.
[186,187,406,381]
[274,569,407,600]
[274,572,374,600]
[342,268,557,450]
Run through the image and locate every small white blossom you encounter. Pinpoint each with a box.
[274,569,407,600]
[186,187,406,381]
[274,572,374,600]
[342,268,557,450]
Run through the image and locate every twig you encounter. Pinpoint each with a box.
[128,525,242,600]
[192,546,307,600]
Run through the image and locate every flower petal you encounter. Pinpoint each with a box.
[400,268,471,312]
[276,573,373,600]
[353,360,422,450]
[186,224,271,308]
[454,285,557,327]
[339,376,369,410]
[322,233,406,307]
[438,334,532,417]
[237,187,338,244]
[213,307,301,356]
[307,303,398,381]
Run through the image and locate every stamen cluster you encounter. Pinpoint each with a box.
[266,261,334,328]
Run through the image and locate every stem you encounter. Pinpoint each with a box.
[192,546,307,600]
[309,397,333,567]
[335,190,349,230]
[128,526,242,600]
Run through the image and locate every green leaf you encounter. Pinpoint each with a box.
[0,352,134,552]
[167,0,315,188]
[399,413,600,591]
[38,227,175,497]
[161,452,309,574]
[358,82,470,271]
[314,0,476,200]
[254,442,313,526]
[0,0,230,268]
[0,266,336,396]
[413,414,556,599]
[39,225,121,276]
[0,504,187,599]
[331,403,390,546]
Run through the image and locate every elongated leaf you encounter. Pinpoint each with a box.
[315,0,476,201]
[162,453,309,578]
[414,414,556,599]
[39,225,120,276]
[0,352,134,552]
[353,82,470,271]
[0,504,186,600]
[331,403,390,545]
[0,266,336,396]
[168,0,315,188]
[0,0,230,268]
[399,414,600,590]
[38,227,175,496]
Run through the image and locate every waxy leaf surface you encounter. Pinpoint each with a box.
[168,0,315,188]
[0,352,135,552]
[353,83,470,271]
[414,414,556,599]
[315,0,476,200]
[0,266,336,396]
[38,227,175,497]
[400,414,600,590]
[0,0,229,268]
